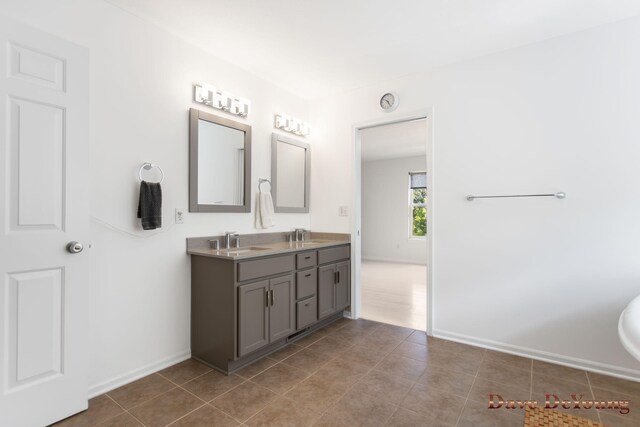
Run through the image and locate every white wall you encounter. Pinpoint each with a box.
[0,0,313,395]
[311,16,640,378]
[361,156,427,263]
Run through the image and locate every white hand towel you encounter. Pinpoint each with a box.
[256,190,275,228]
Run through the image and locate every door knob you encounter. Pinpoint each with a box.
[66,241,84,254]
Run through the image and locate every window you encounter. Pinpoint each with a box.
[409,172,427,238]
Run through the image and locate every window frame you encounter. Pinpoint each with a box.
[408,172,427,240]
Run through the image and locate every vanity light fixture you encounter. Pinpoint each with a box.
[194,83,251,118]
[274,113,311,137]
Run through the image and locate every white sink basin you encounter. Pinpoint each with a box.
[619,295,640,362]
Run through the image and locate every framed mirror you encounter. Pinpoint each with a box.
[271,133,310,213]
[189,108,251,212]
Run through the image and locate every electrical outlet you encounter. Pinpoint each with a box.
[339,206,349,216]
[175,208,185,224]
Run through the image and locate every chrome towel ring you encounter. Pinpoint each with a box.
[258,178,271,192]
[138,162,164,183]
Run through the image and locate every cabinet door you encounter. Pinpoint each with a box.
[335,261,350,311]
[238,280,269,357]
[318,265,336,319]
[269,275,295,342]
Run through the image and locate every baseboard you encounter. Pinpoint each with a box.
[88,349,191,398]
[433,329,640,382]
[362,256,426,265]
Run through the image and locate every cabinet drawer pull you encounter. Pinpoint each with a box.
[305,302,310,307]
[305,273,311,277]
[305,255,311,259]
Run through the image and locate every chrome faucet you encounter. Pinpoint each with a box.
[224,231,239,249]
[294,228,308,242]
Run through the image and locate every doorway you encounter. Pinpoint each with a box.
[351,112,433,334]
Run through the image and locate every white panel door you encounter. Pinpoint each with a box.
[0,15,90,427]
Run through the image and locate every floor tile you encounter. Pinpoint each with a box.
[323,390,397,427]
[284,374,345,414]
[99,412,144,427]
[340,344,390,367]
[483,350,532,371]
[592,387,640,422]
[375,354,427,381]
[306,335,351,356]
[351,369,414,404]
[313,357,371,386]
[418,365,476,397]
[457,398,523,427]
[588,372,640,397]
[211,381,278,422]
[235,358,278,379]
[245,397,321,427]
[128,388,204,427]
[387,407,451,426]
[436,340,486,359]
[356,332,404,353]
[375,324,415,340]
[159,359,211,385]
[599,412,637,427]
[107,373,174,410]
[293,332,324,348]
[312,413,349,427]
[400,383,466,425]
[314,320,347,336]
[251,363,308,394]
[531,374,593,399]
[532,360,588,384]
[405,331,427,345]
[281,348,332,373]
[390,341,429,362]
[425,347,483,375]
[171,404,240,426]
[476,359,531,389]
[182,370,245,402]
[268,344,303,361]
[468,377,531,404]
[52,395,123,426]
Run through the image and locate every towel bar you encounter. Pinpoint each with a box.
[466,192,565,201]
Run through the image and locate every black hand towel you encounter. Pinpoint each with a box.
[137,181,162,230]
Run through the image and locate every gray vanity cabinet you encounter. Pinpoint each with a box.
[238,274,294,357]
[318,246,351,320]
[190,243,350,374]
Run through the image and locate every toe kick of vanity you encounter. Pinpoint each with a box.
[189,242,350,374]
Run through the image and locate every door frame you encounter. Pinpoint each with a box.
[350,108,434,335]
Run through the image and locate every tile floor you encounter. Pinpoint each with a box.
[361,261,427,331]
[53,318,639,427]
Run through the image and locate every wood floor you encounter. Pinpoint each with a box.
[361,260,427,331]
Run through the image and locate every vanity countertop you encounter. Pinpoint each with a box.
[186,232,350,260]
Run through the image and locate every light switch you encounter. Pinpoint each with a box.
[339,206,349,216]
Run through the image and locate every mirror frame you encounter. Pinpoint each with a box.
[271,133,310,213]
[189,108,252,212]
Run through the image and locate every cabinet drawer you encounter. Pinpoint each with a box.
[296,297,317,330]
[318,245,350,265]
[237,255,294,282]
[296,251,317,270]
[296,269,317,300]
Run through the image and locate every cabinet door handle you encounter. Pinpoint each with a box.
[270,290,275,306]
[334,271,338,283]
[265,290,270,307]
[337,271,340,283]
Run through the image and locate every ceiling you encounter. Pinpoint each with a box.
[106,0,640,99]
[360,119,427,162]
